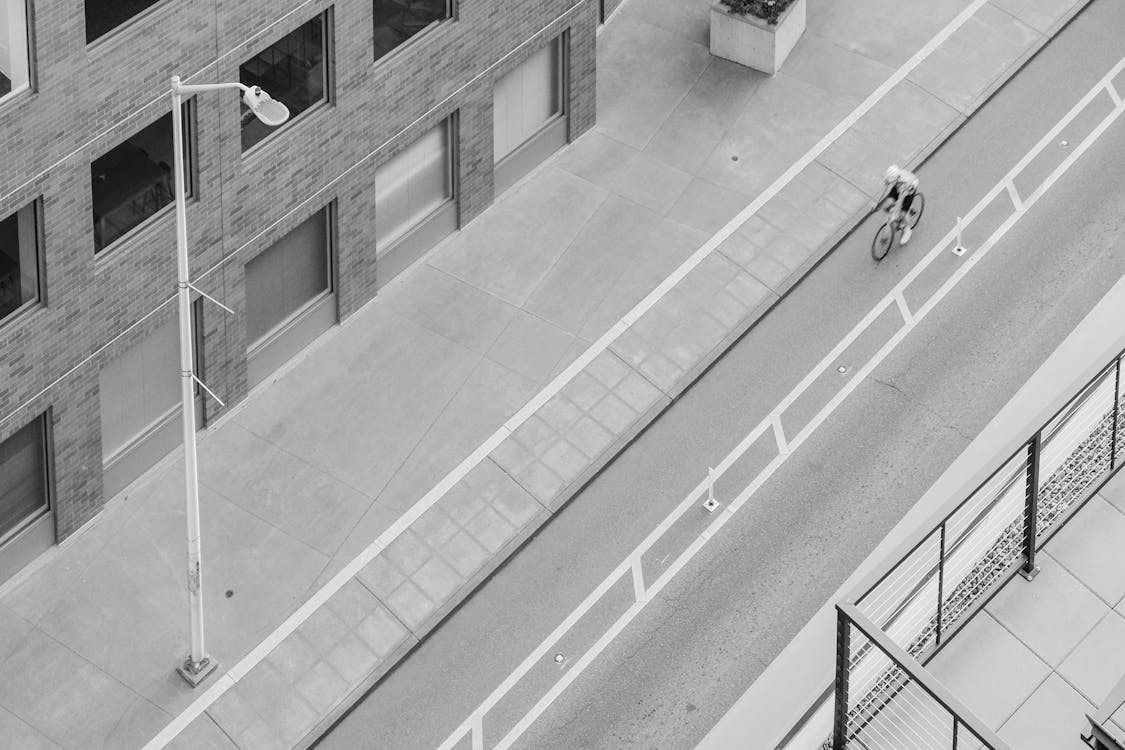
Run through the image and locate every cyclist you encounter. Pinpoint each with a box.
[881,164,920,244]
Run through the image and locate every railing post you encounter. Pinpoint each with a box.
[1022,432,1042,580]
[952,718,959,750]
[833,607,851,750]
[936,523,946,646]
[1111,356,1121,471]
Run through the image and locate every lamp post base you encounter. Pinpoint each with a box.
[177,655,218,687]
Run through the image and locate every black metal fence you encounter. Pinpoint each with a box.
[832,348,1125,749]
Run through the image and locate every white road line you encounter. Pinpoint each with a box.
[1007,181,1026,211]
[896,291,915,326]
[1108,80,1123,107]
[434,55,1125,750]
[773,414,790,455]
[141,2,1079,745]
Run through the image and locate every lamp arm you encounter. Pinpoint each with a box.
[172,80,250,95]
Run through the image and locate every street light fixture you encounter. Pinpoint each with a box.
[169,75,289,688]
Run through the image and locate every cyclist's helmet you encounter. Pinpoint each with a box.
[884,164,901,184]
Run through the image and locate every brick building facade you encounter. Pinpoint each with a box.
[0,0,600,585]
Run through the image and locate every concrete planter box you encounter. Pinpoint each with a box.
[709,0,806,75]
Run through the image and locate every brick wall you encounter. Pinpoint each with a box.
[0,0,598,545]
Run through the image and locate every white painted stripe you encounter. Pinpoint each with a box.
[896,290,915,326]
[472,716,485,750]
[772,413,789,455]
[433,53,1125,750]
[632,559,647,603]
[1007,181,1025,211]
[1108,80,1123,108]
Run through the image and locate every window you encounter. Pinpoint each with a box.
[98,318,181,461]
[1,0,30,101]
[84,0,163,43]
[240,13,328,151]
[0,415,50,545]
[375,119,452,248]
[245,208,331,345]
[0,202,40,323]
[91,104,192,254]
[373,0,449,62]
[493,37,563,164]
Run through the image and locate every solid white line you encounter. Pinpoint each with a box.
[773,414,789,455]
[433,53,1125,750]
[632,559,647,603]
[1007,181,1025,211]
[472,716,485,750]
[896,291,915,326]
[1108,80,1123,108]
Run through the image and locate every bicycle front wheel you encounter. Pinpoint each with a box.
[906,192,925,229]
[872,222,894,261]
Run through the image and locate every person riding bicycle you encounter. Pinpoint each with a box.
[881,164,920,244]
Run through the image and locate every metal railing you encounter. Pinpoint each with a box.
[832,346,1125,749]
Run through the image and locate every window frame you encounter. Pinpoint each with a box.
[0,412,53,549]
[244,204,336,352]
[371,0,453,66]
[374,116,456,251]
[83,0,169,46]
[0,0,33,107]
[0,198,45,328]
[239,10,333,156]
[90,99,195,258]
[493,35,567,166]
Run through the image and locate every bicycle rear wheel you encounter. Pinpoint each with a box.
[872,222,894,261]
[906,192,925,229]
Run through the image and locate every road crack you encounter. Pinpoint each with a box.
[870,376,973,442]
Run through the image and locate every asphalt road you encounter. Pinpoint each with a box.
[315,3,1125,748]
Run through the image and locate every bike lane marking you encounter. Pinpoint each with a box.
[142,0,1010,745]
[435,52,1125,750]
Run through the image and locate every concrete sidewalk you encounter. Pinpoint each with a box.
[0,0,1091,748]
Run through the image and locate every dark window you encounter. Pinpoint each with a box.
[373,0,449,62]
[0,202,41,323]
[0,415,50,543]
[244,208,331,344]
[91,104,191,254]
[240,14,328,151]
[84,0,164,43]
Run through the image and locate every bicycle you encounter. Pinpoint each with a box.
[871,190,925,261]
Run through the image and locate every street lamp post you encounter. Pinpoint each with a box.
[169,76,289,687]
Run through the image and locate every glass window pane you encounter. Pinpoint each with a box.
[84,0,163,43]
[245,209,330,344]
[1,0,31,98]
[240,14,327,151]
[0,416,48,539]
[91,107,190,254]
[493,38,561,163]
[98,318,179,458]
[373,0,449,62]
[0,202,40,322]
[375,120,451,247]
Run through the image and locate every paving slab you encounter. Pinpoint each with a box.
[928,611,1051,729]
[986,553,1106,667]
[1046,494,1125,607]
[997,672,1094,750]
[1059,610,1125,705]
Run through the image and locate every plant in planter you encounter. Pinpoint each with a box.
[710,0,806,74]
[719,0,796,25]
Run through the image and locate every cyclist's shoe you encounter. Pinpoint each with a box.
[901,226,912,245]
